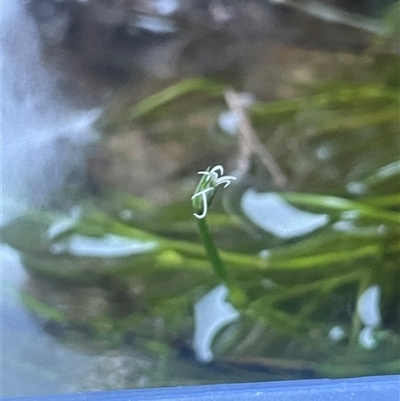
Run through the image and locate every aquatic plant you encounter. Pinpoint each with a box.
[191,165,235,282]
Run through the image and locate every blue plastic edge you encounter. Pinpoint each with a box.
[4,375,399,401]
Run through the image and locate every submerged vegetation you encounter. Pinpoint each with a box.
[2,31,400,387]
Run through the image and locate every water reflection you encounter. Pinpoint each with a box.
[136,15,177,33]
[1,0,99,225]
[1,245,93,397]
[193,285,240,363]
[1,1,100,396]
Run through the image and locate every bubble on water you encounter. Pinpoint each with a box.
[346,181,367,195]
[258,249,271,259]
[218,111,240,135]
[329,326,345,342]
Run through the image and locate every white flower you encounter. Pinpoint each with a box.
[191,165,236,219]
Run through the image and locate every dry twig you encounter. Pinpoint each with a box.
[224,89,288,188]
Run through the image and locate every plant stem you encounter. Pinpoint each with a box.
[196,216,247,306]
[196,217,228,282]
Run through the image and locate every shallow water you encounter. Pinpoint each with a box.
[1,0,399,397]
